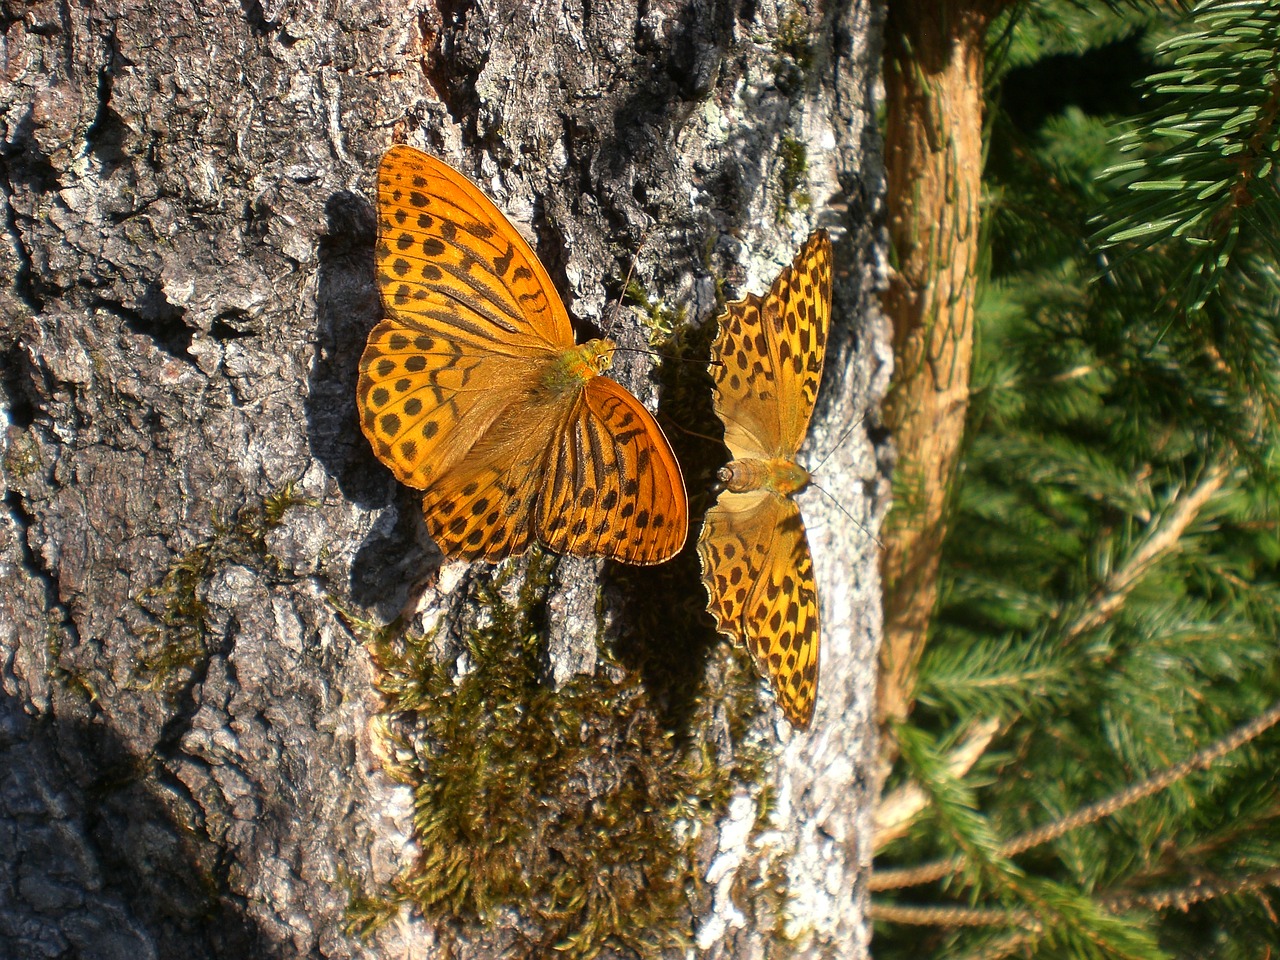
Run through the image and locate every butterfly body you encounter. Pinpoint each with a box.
[719,457,811,497]
[698,230,831,729]
[359,144,687,565]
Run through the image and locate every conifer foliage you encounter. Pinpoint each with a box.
[873,3,1280,958]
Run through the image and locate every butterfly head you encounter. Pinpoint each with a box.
[580,337,617,375]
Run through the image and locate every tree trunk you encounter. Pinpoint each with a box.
[877,0,1004,743]
[0,2,886,957]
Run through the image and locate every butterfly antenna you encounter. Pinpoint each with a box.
[612,344,711,368]
[809,479,883,549]
[605,228,653,338]
[811,413,868,475]
[660,415,724,446]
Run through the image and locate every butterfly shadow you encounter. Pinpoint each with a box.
[307,190,443,615]
[348,489,444,615]
[307,189,385,508]
[603,544,721,735]
[603,318,733,735]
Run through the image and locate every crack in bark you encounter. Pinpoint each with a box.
[421,1,481,132]
[1,337,36,429]
[92,293,197,365]
[0,155,43,315]
[84,26,130,171]
[3,487,84,656]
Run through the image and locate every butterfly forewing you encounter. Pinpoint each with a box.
[710,231,832,462]
[361,146,568,487]
[709,292,780,463]
[359,319,549,489]
[376,144,572,347]
[773,232,831,452]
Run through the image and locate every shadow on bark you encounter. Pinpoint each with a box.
[605,310,743,734]
[307,189,385,512]
[0,689,271,959]
[307,190,441,612]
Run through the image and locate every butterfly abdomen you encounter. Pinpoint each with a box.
[719,457,810,498]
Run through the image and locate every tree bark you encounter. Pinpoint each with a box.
[1,1,886,957]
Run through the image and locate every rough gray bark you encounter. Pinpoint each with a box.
[1,1,887,958]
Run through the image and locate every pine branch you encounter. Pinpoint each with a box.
[867,870,1280,949]
[867,901,1032,927]
[1174,797,1280,868]
[870,698,1280,891]
[1094,0,1280,310]
[1064,460,1232,642]
[872,879,1168,960]
[874,718,1001,852]
[889,724,1023,895]
[871,870,1280,930]
[1105,868,1280,914]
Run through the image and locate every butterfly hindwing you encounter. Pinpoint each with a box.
[418,395,561,561]
[536,376,688,565]
[699,489,819,729]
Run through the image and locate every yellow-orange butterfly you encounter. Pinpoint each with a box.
[697,230,831,729]
[358,144,688,564]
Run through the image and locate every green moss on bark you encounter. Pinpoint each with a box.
[134,481,316,695]
[349,546,769,958]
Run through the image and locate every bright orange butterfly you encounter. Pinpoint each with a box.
[358,144,688,564]
[697,230,831,729]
